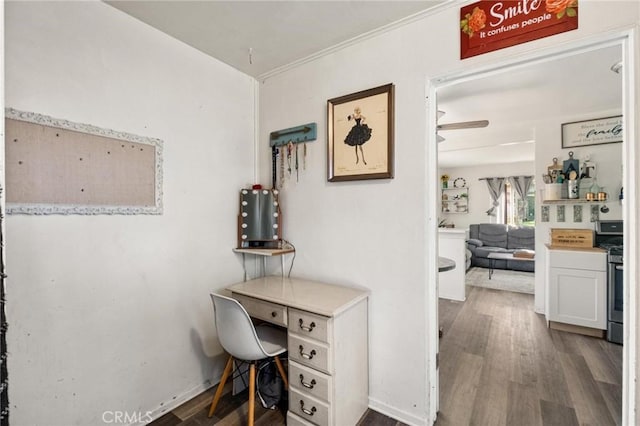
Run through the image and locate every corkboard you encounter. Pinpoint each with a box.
[5,108,163,215]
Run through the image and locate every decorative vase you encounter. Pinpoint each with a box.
[442,181,448,189]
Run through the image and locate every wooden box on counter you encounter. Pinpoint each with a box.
[550,228,594,249]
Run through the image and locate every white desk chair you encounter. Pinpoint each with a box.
[208,293,289,425]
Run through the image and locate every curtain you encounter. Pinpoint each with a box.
[480,177,505,216]
[509,176,534,223]
[509,175,534,200]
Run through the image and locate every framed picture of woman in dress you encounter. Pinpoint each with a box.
[327,83,394,182]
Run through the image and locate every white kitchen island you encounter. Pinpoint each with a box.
[438,228,468,301]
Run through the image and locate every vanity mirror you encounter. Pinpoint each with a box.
[237,189,281,248]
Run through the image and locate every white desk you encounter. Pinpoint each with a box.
[228,276,369,426]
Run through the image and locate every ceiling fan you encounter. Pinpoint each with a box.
[437,110,489,142]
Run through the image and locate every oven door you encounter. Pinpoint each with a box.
[608,262,623,323]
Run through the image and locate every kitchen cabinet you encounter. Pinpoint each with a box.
[441,187,468,214]
[546,245,607,331]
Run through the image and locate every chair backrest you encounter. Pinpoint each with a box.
[210,293,268,361]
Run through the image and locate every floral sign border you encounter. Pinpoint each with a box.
[460,0,579,59]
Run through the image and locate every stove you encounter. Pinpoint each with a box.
[598,243,623,263]
[596,220,623,344]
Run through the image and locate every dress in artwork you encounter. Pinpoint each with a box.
[344,107,372,165]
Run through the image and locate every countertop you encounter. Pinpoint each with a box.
[545,244,607,253]
[228,276,369,317]
[438,228,468,235]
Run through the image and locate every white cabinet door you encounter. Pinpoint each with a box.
[549,266,607,329]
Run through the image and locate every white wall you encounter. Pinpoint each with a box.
[5,2,255,425]
[259,2,639,424]
[439,161,535,229]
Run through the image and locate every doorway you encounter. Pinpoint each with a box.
[427,32,637,425]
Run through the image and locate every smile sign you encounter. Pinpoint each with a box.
[460,0,578,59]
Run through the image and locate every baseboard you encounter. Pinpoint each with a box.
[131,381,213,426]
[549,320,605,338]
[368,397,428,426]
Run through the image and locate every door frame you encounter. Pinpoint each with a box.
[426,27,638,425]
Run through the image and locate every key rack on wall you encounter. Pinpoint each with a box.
[269,122,317,147]
[269,123,317,188]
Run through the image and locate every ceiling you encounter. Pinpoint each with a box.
[105,0,446,78]
[105,1,622,169]
[437,45,623,168]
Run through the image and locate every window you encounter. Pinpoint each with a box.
[498,181,535,226]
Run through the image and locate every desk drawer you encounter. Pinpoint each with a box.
[289,334,331,374]
[289,360,331,403]
[233,293,287,327]
[290,387,330,426]
[289,309,331,343]
[287,411,316,426]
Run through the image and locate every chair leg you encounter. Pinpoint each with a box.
[208,355,234,418]
[248,362,256,426]
[273,355,289,390]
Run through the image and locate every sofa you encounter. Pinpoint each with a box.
[467,223,535,272]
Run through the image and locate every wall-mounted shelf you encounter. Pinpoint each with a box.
[441,187,469,214]
[233,246,295,281]
[233,248,295,256]
[542,199,606,204]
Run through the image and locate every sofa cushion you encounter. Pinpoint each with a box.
[466,238,483,248]
[477,224,508,248]
[469,224,480,240]
[507,259,535,272]
[507,226,535,250]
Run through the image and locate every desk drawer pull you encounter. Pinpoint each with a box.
[233,294,287,327]
[299,374,316,389]
[298,345,316,360]
[299,400,317,416]
[298,318,316,332]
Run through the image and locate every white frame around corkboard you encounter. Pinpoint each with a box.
[5,108,163,215]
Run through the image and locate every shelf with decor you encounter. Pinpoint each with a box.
[441,187,469,214]
[542,199,606,204]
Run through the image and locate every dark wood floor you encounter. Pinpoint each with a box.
[437,285,622,426]
[148,376,406,426]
